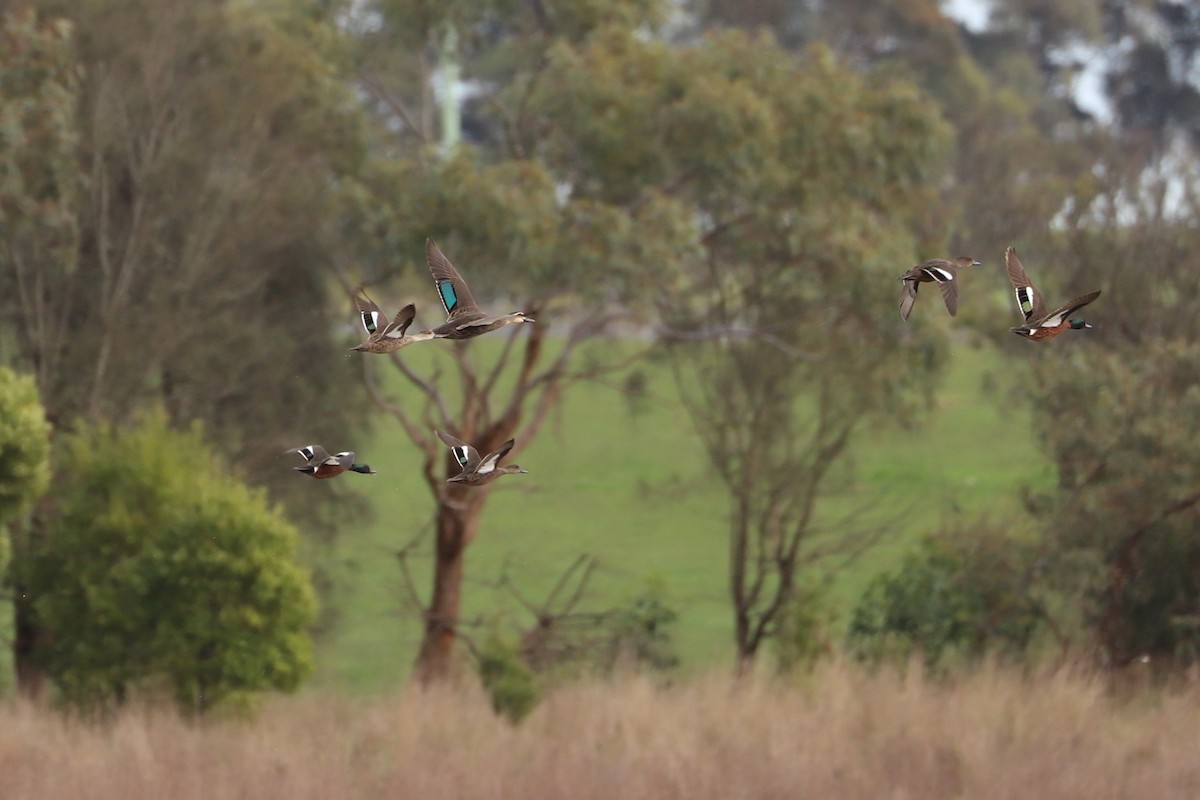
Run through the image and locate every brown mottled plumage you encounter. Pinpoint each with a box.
[436,430,528,487]
[351,296,436,353]
[426,239,535,339]
[899,256,981,321]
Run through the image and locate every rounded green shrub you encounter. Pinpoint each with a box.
[28,412,316,713]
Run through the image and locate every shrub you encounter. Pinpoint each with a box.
[848,522,1048,669]
[27,412,316,713]
[477,635,539,723]
[773,581,836,673]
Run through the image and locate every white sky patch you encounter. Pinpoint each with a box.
[1049,38,1123,126]
[940,0,992,33]
[338,0,381,36]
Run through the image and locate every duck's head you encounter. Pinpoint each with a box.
[350,463,377,475]
[502,465,529,475]
[953,256,982,268]
[1069,319,1093,330]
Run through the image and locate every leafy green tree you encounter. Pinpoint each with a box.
[1027,340,1200,668]
[0,7,82,405]
[24,412,316,713]
[1,0,367,478]
[0,368,51,577]
[1019,162,1200,668]
[696,0,1103,302]
[650,40,953,672]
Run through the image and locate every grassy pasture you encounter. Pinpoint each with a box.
[318,335,1054,691]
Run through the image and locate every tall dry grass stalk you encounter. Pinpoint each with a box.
[1,660,1197,799]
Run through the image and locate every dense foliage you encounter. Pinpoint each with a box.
[25,414,316,712]
[848,525,1050,668]
[0,368,51,576]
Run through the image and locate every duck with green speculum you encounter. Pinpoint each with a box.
[286,445,377,478]
[899,256,982,321]
[436,430,528,486]
[1004,246,1101,341]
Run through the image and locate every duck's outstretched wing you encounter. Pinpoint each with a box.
[1004,247,1046,323]
[286,444,331,464]
[381,303,416,339]
[1037,290,1101,328]
[355,296,385,338]
[477,439,515,475]
[436,430,481,473]
[937,278,958,316]
[426,239,482,321]
[899,278,919,321]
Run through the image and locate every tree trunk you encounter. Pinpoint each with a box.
[13,587,47,698]
[412,485,483,684]
[735,647,756,679]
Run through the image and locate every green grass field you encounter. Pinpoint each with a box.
[317,337,1056,692]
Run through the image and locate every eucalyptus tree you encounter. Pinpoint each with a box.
[0,0,367,476]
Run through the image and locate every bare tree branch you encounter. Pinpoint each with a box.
[359,70,427,144]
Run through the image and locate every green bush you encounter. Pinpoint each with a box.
[610,575,680,672]
[848,524,1047,669]
[27,412,316,713]
[477,635,539,723]
[773,581,836,674]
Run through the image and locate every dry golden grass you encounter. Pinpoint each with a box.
[1,661,1198,799]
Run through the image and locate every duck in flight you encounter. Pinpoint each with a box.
[1004,246,1100,341]
[425,238,535,339]
[286,445,377,478]
[898,256,981,321]
[436,430,528,487]
[351,297,435,353]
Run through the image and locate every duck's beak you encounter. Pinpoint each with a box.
[972,260,982,266]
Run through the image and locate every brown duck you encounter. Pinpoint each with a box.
[899,256,981,321]
[350,297,436,353]
[436,430,528,487]
[425,239,535,339]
